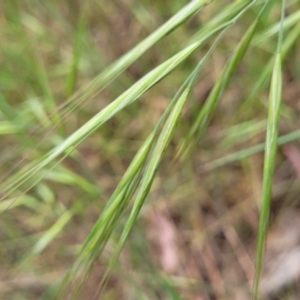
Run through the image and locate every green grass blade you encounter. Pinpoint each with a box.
[253,1,285,294]
[253,51,282,300]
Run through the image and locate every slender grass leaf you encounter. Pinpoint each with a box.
[253,52,282,300]
[32,210,73,255]
[254,0,285,294]
[201,129,300,171]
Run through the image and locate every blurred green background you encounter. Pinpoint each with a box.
[1,0,300,299]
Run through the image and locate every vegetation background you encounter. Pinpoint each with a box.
[0,0,300,299]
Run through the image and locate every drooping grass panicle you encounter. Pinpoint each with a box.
[56,29,227,298]
[2,1,300,299]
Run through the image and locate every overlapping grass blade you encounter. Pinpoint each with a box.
[54,133,156,297]
[0,0,212,187]
[0,39,209,201]
[79,133,155,258]
[95,87,192,297]
[253,9,300,46]
[54,0,209,121]
[95,38,226,297]
[56,32,225,298]
[190,0,252,44]
[1,1,297,298]
[240,21,300,113]
[177,0,262,160]
[1,0,244,193]
[52,140,149,297]
[85,29,225,262]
